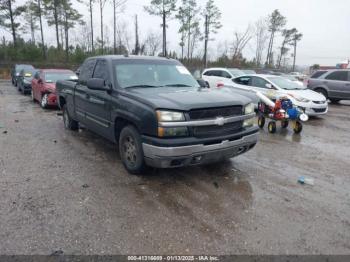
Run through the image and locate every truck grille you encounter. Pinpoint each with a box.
[189,106,242,120]
[193,122,243,138]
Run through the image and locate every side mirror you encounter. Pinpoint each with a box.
[265,83,273,89]
[197,79,209,88]
[75,69,80,76]
[87,78,110,91]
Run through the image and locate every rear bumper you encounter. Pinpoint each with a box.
[142,132,258,168]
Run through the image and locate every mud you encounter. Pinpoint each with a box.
[0,80,350,255]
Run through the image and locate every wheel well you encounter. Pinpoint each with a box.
[114,117,137,142]
[314,87,328,97]
[59,96,66,108]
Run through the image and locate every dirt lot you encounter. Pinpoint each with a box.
[0,80,350,255]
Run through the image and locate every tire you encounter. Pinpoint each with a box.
[31,90,35,102]
[119,125,146,174]
[281,120,289,128]
[315,88,328,99]
[258,116,265,128]
[293,121,303,134]
[330,98,340,104]
[268,121,276,134]
[62,104,79,130]
[40,93,49,109]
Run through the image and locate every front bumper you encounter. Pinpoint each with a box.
[293,101,328,116]
[142,132,258,168]
[47,93,58,106]
[22,83,32,91]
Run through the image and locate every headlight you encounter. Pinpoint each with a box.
[288,94,310,103]
[156,110,185,122]
[23,79,30,84]
[243,118,255,128]
[244,103,255,115]
[158,127,188,137]
[15,72,20,76]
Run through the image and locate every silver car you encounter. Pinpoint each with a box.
[307,69,350,103]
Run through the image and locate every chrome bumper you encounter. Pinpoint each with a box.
[142,133,258,168]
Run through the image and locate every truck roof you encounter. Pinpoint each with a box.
[86,55,176,62]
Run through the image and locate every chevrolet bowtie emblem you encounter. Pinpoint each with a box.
[214,117,225,126]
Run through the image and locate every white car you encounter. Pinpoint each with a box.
[202,68,245,88]
[226,74,328,116]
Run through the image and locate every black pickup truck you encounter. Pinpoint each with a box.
[56,55,258,174]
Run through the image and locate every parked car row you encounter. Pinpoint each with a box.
[201,67,329,116]
[11,64,77,108]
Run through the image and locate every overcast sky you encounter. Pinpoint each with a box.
[3,0,350,66]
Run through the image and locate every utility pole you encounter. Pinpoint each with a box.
[203,14,208,68]
[90,0,94,52]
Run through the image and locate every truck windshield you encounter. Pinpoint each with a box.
[44,72,78,83]
[114,61,199,89]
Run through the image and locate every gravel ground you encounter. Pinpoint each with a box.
[0,80,350,255]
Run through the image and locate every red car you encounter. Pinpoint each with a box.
[31,69,77,108]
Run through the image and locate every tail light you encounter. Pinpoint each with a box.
[216,82,224,88]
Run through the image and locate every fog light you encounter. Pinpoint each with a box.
[158,127,189,137]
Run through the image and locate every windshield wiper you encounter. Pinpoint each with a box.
[164,84,192,87]
[124,84,160,89]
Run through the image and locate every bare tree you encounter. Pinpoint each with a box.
[112,0,126,54]
[133,14,140,55]
[265,9,286,66]
[144,0,177,57]
[202,0,222,67]
[254,17,268,67]
[97,0,107,52]
[291,30,303,71]
[144,31,161,56]
[231,25,253,62]
[277,28,296,68]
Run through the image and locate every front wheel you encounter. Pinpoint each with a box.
[119,125,146,174]
[258,116,265,128]
[293,121,303,134]
[40,93,49,108]
[62,104,79,130]
[268,121,276,134]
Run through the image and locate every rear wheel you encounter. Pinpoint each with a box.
[293,121,303,134]
[268,121,276,134]
[62,104,79,130]
[330,98,340,104]
[119,125,146,174]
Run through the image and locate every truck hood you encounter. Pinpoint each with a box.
[126,87,252,111]
[279,89,326,101]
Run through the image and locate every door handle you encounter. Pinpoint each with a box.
[322,81,328,84]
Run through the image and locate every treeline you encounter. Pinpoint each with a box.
[0,0,302,71]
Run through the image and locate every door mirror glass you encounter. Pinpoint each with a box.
[87,78,109,91]
[197,79,209,88]
[265,83,273,89]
